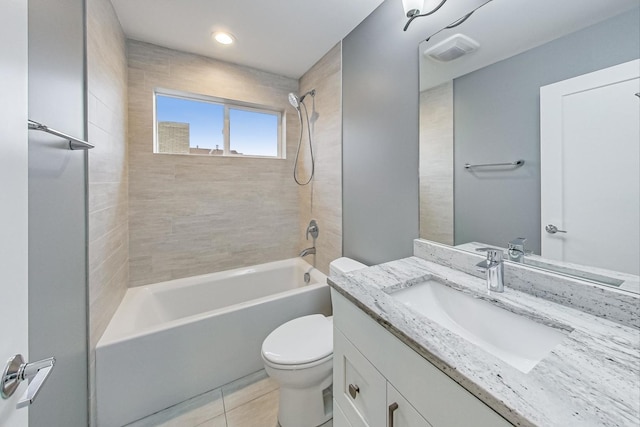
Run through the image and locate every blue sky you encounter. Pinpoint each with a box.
[156,95,278,156]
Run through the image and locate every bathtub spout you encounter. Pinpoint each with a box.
[299,247,316,257]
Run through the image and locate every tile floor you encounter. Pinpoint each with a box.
[124,370,333,427]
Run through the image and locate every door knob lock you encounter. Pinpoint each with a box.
[2,354,55,409]
[545,224,567,234]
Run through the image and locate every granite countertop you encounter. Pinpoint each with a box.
[328,256,640,427]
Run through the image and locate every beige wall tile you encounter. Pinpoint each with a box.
[127,40,303,286]
[298,43,343,274]
[86,0,128,425]
[419,82,454,245]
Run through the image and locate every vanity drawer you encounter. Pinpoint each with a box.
[334,328,386,427]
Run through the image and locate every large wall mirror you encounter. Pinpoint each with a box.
[418,0,640,293]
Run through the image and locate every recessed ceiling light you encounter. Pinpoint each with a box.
[212,32,235,45]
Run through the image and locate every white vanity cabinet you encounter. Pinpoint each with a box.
[331,290,513,427]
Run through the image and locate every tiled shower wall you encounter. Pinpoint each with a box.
[419,82,453,245]
[298,44,343,274]
[127,41,302,286]
[86,0,128,424]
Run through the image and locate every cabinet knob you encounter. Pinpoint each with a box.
[348,383,359,399]
[388,402,399,427]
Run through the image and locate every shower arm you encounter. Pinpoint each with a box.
[299,89,316,104]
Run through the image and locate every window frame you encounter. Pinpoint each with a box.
[153,88,285,159]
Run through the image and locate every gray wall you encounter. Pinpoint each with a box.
[342,0,420,265]
[454,8,640,254]
[28,0,88,425]
[342,0,484,265]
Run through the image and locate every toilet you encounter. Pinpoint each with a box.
[261,257,366,427]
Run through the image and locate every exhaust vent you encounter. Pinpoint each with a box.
[423,34,479,62]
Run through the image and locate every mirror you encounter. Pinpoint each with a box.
[419,0,640,293]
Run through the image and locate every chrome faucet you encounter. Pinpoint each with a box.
[476,250,504,293]
[300,220,319,260]
[507,237,528,263]
[299,247,316,257]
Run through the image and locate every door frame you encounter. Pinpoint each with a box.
[0,0,29,426]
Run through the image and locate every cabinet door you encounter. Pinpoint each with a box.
[334,328,386,427]
[387,383,433,427]
[334,399,355,427]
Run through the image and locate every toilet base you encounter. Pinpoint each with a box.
[277,375,333,427]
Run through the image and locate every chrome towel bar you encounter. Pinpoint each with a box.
[27,120,94,150]
[464,159,524,170]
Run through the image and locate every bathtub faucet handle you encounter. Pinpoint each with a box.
[306,220,319,241]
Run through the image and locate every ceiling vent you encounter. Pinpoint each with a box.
[423,34,479,62]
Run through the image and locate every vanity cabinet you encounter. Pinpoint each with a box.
[331,290,512,427]
[334,328,431,427]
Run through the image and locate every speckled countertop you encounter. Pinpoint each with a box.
[328,256,640,427]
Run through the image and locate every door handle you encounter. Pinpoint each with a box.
[2,354,55,409]
[545,224,567,234]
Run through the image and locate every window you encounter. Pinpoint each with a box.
[154,89,283,158]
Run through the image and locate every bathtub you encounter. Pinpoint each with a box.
[96,258,331,427]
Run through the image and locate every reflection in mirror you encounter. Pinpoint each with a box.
[418,0,640,293]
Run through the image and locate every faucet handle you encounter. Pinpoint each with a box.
[508,237,526,250]
[476,250,502,270]
[305,220,319,241]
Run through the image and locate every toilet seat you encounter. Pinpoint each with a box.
[262,314,333,367]
[262,352,333,370]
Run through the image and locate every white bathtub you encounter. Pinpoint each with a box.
[96,258,331,427]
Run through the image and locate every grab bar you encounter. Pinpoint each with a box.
[464,159,524,170]
[28,120,94,150]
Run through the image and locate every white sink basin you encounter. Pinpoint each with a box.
[389,280,569,373]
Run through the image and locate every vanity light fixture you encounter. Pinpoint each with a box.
[403,0,448,31]
[212,31,235,45]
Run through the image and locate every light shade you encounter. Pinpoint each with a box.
[402,0,424,17]
[212,32,235,45]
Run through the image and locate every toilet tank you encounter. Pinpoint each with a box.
[329,257,367,276]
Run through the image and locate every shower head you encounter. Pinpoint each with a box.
[288,89,316,109]
[288,93,300,109]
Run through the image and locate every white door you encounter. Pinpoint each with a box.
[541,59,640,275]
[0,1,29,426]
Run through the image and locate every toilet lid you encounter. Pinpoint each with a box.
[262,314,333,365]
